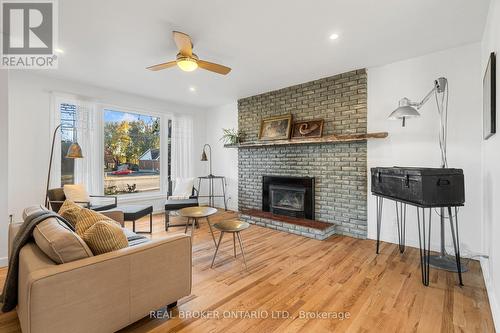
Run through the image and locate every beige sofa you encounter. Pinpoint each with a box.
[8,209,192,333]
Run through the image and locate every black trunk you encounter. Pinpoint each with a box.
[371,167,465,207]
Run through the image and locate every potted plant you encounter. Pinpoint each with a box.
[220,128,243,145]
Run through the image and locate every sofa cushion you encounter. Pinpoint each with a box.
[63,184,91,203]
[33,216,93,264]
[81,220,128,255]
[165,198,199,211]
[22,205,47,220]
[58,200,84,227]
[74,208,117,235]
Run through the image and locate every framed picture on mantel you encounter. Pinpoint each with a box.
[484,52,496,140]
[259,114,293,141]
[291,119,324,139]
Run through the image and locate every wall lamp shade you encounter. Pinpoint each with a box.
[65,142,84,159]
[388,98,421,126]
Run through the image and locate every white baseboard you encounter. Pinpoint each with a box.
[480,257,500,332]
[0,257,7,268]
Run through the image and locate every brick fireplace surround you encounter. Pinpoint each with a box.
[238,69,368,239]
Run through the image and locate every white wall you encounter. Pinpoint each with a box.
[0,70,9,266]
[367,43,483,255]
[7,71,207,222]
[202,103,239,211]
[481,0,500,329]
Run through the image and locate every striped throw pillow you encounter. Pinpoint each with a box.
[75,208,114,235]
[58,200,83,227]
[81,220,128,255]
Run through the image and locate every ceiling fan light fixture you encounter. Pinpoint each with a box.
[177,57,198,72]
[147,32,231,75]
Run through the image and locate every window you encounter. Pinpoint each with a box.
[60,103,77,185]
[103,109,163,195]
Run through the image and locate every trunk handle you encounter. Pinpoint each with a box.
[437,179,450,186]
[404,174,410,187]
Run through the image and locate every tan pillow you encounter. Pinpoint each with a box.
[33,217,93,264]
[63,184,90,203]
[75,208,115,236]
[81,220,128,255]
[58,200,83,227]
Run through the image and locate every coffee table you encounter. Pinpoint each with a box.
[178,206,218,246]
[211,220,250,270]
[120,205,153,233]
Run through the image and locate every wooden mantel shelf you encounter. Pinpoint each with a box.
[224,132,388,148]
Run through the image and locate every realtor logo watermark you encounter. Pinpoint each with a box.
[1,0,58,68]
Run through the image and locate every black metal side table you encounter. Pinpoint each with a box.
[374,194,464,287]
[197,175,227,210]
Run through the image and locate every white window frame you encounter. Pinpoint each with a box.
[51,93,173,201]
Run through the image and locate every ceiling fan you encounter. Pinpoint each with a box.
[147,31,231,75]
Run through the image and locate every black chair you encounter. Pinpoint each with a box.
[164,180,199,231]
[47,188,117,212]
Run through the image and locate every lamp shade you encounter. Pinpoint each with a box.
[201,150,208,161]
[66,142,84,159]
[388,105,421,120]
[388,97,421,120]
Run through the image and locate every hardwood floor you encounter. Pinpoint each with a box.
[0,210,494,332]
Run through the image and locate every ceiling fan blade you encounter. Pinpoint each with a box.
[146,61,177,71]
[197,60,231,75]
[173,31,193,56]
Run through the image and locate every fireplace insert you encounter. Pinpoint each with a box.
[262,175,315,219]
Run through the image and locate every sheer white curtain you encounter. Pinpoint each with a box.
[50,94,102,194]
[74,103,102,195]
[49,95,62,189]
[171,115,194,180]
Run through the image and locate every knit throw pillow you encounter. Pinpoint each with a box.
[81,220,128,255]
[74,208,116,235]
[58,200,83,228]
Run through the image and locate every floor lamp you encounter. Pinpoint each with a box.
[45,124,83,208]
[200,143,214,206]
[388,77,467,273]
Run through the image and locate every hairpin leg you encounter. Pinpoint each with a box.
[395,201,407,253]
[376,196,383,254]
[417,207,432,286]
[448,207,464,286]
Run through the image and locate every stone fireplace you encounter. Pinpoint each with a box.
[237,69,368,239]
[262,175,314,219]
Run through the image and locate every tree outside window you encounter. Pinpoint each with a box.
[104,109,161,195]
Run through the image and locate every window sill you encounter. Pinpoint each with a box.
[115,192,167,204]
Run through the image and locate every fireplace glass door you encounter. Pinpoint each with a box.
[269,185,306,218]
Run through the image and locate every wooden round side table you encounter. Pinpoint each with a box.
[178,206,218,246]
[211,220,250,270]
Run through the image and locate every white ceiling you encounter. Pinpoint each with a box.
[40,0,489,108]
